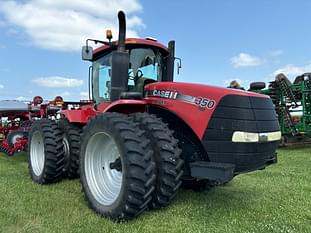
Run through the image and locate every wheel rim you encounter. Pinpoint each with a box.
[85,132,123,206]
[63,137,70,169]
[30,131,45,176]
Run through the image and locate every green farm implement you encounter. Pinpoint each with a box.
[250,73,311,145]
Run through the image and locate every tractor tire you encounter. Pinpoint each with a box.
[131,113,183,209]
[172,128,211,191]
[59,120,81,179]
[80,113,156,220]
[7,130,28,146]
[27,119,65,184]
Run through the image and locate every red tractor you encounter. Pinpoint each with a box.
[27,11,280,220]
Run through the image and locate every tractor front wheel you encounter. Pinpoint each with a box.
[80,113,156,220]
[27,119,65,184]
[131,113,184,209]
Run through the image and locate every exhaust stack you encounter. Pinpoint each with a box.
[117,11,126,52]
[110,11,130,101]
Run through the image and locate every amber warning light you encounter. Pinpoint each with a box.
[106,30,112,42]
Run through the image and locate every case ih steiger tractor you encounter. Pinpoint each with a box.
[26,11,280,220]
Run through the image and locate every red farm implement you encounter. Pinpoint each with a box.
[0,96,91,156]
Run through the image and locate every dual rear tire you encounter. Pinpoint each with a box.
[28,119,65,184]
[59,120,81,179]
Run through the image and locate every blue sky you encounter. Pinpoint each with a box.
[0,0,311,101]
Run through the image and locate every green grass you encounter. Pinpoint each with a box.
[0,148,310,233]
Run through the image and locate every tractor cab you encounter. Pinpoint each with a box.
[91,42,169,103]
[82,12,175,104]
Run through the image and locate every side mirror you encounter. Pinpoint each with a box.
[175,57,182,75]
[82,46,93,61]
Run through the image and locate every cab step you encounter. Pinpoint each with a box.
[190,161,235,183]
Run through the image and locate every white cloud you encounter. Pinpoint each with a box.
[16,96,28,101]
[33,76,83,88]
[0,84,4,89]
[0,0,143,51]
[80,91,89,100]
[231,53,265,67]
[273,63,311,77]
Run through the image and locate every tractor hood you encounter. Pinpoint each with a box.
[144,81,271,139]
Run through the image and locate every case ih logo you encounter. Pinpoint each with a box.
[152,90,178,99]
[147,90,216,110]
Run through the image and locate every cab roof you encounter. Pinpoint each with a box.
[93,38,169,58]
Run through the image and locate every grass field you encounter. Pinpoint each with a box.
[0,148,310,233]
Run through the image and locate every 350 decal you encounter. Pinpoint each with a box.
[194,97,216,109]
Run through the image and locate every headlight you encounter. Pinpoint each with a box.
[232,132,259,142]
[232,131,281,143]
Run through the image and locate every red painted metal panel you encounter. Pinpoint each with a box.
[94,38,169,55]
[97,99,147,112]
[61,108,97,124]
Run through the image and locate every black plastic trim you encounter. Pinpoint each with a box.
[202,95,279,174]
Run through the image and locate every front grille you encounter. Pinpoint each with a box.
[202,95,279,173]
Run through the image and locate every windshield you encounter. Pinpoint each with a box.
[92,47,164,103]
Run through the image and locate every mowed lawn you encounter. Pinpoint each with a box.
[0,148,310,233]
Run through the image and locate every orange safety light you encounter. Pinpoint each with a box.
[106,29,112,41]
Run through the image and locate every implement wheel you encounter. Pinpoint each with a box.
[7,130,28,146]
[80,113,156,220]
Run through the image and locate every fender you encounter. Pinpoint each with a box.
[61,106,97,124]
[62,99,147,123]
[97,99,147,113]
